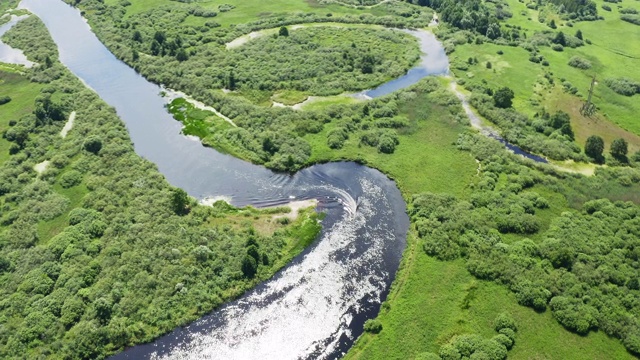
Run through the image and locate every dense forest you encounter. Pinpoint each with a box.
[0,16,320,359]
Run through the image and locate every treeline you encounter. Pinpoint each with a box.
[0,16,320,359]
[409,0,506,35]
[410,132,640,355]
[537,0,598,21]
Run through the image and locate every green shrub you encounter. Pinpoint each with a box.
[494,312,518,332]
[59,170,82,188]
[621,14,640,25]
[83,136,103,154]
[620,8,638,14]
[363,319,383,333]
[567,56,591,69]
[0,96,11,105]
[604,77,640,96]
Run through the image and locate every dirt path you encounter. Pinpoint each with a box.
[60,110,76,138]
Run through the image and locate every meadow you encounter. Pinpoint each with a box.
[450,0,640,153]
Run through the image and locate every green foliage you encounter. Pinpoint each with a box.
[567,56,591,69]
[493,312,517,332]
[610,138,628,160]
[0,95,11,105]
[170,188,190,215]
[241,255,258,278]
[83,136,102,154]
[492,87,514,108]
[621,14,640,26]
[59,170,83,188]
[278,26,289,36]
[584,135,604,162]
[0,16,322,360]
[363,319,383,334]
[603,77,640,96]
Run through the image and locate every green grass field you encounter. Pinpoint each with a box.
[452,0,640,152]
[305,91,477,197]
[0,71,43,164]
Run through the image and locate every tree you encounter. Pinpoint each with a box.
[550,111,570,129]
[153,31,165,44]
[610,138,628,160]
[550,19,557,29]
[486,23,501,39]
[575,29,583,40]
[279,26,289,37]
[170,188,190,215]
[553,31,566,46]
[493,87,515,108]
[132,30,142,42]
[176,49,188,62]
[94,297,112,323]
[585,135,604,162]
[241,255,257,278]
[486,61,492,69]
[0,257,10,273]
[83,136,102,154]
[363,319,383,333]
[227,70,236,90]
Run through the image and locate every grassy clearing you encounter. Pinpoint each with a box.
[272,90,309,106]
[453,0,640,147]
[305,94,477,197]
[0,71,43,164]
[168,98,233,139]
[207,203,323,270]
[37,183,88,242]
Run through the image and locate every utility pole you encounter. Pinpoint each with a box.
[580,75,597,116]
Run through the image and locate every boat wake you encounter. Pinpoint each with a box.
[141,179,394,360]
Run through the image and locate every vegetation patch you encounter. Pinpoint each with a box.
[224,27,420,96]
[603,77,640,96]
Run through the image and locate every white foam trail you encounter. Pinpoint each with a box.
[151,178,393,360]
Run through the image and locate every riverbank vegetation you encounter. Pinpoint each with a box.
[0,15,321,360]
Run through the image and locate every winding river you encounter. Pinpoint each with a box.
[5,1,544,358]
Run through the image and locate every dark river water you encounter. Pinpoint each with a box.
[6,1,544,358]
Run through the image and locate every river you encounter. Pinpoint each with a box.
[8,1,541,358]
[14,1,411,359]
